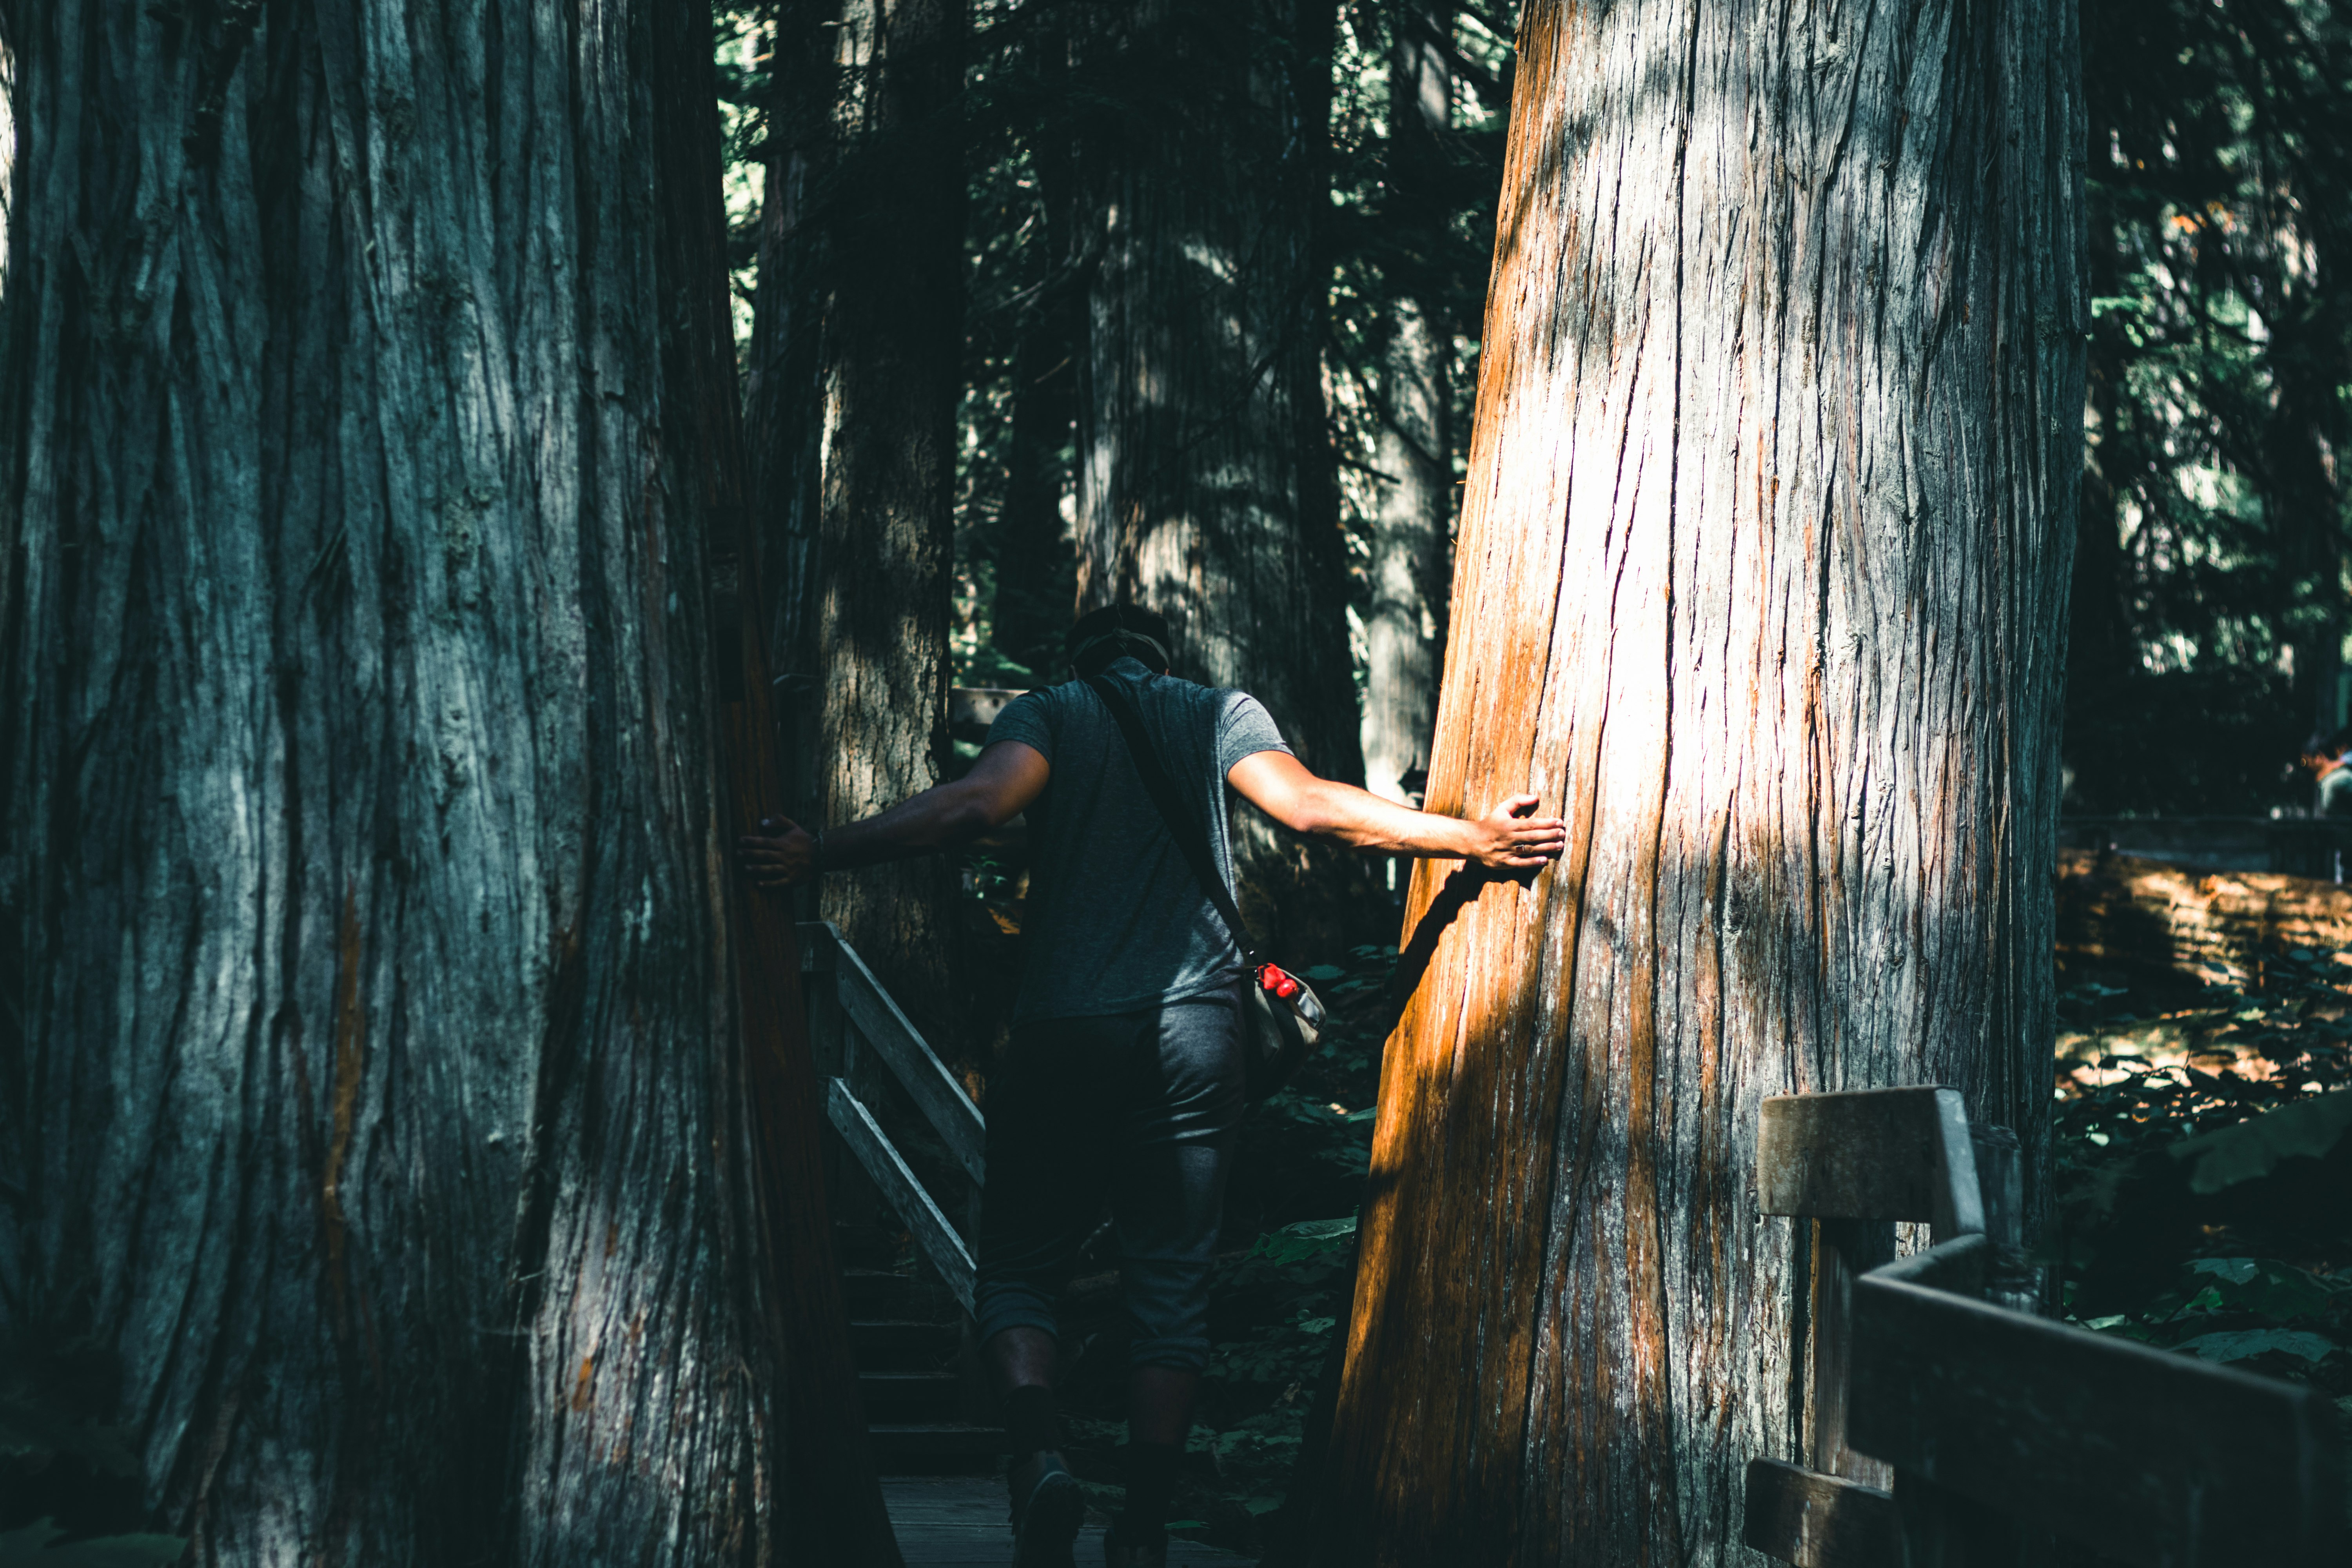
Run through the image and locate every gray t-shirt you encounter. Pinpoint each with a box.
[987,656,1291,1021]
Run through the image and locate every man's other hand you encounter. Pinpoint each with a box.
[1468,794,1567,871]
[737,816,816,889]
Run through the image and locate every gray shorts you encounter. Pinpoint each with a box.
[971,983,1247,1372]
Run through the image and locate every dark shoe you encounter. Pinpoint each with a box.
[1103,1530,1167,1568]
[1008,1449,1083,1568]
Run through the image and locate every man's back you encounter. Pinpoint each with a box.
[987,656,1290,1020]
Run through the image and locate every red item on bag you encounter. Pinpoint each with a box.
[1258,963,1299,1000]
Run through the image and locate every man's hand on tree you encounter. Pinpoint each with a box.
[737,816,816,889]
[1468,794,1568,871]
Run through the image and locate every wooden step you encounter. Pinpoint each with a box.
[859,1369,963,1421]
[852,1317,960,1366]
[871,1421,1009,1476]
[834,1221,908,1272]
[842,1266,913,1317]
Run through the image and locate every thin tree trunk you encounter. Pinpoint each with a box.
[1073,0,1368,956]
[1310,2,2084,1562]
[814,0,967,1045]
[748,0,844,830]
[664,12,901,1564]
[0,1,850,1562]
[1360,0,1453,805]
[993,20,1082,683]
[0,22,13,288]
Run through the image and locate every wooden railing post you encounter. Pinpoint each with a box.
[1807,1218,1896,1489]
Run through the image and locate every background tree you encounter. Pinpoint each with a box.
[1306,1,2084,1562]
[983,0,1086,682]
[806,0,970,1046]
[745,1,840,814]
[0,0,892,1561]
[1069,0,1370,954]
[1357,0,1454,806]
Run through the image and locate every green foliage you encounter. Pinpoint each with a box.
[1247,1216,1358,1269]
[2069,0,2352,810]
[2173,1086,2352,1191]
[0,1523,186,1568]
[0,1337,183,1566]
[2174,1327,2341,1363]
[2055,944,2352,1398]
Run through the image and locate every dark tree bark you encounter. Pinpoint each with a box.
[1072,0,1371,956]
[0,1,887,1561]
[1308,2,2084,1563]
[1359,0,1453,806]
[811,0,968,1044]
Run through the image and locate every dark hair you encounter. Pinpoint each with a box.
[1066,603,1174,676]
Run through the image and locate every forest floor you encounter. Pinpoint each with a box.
[1036,942,2352,1559]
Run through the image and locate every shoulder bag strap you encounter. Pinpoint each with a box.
[1082,673,1258,965]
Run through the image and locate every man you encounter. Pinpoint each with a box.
[2307,729,2352,820]
[740,603,1564,1568]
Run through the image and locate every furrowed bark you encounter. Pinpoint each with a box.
[1311,2,2084,1563]
[1072,0,1372,957]
[812,0,967,1050]
[0,1,827,1560]
[1360,0,1454,806]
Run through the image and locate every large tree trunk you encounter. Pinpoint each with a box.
[812,0,967,1046]
[0,2,887,1561]
[1309,2,2084,1563]
[1359,0,1453,806]
[1072,0,1370,956]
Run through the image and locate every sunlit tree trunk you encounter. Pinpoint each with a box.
[0,25,14,287]
[812,0,968,1043]
[0,1,895,1563]
[1310,1,2083,1561]
[1073,0,1370,956]
[1360,0,1454,806]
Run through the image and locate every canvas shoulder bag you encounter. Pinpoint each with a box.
[1082,673,1323,1099]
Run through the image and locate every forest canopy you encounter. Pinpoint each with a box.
[708,0,2352,819]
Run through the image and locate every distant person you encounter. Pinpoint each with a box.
[739,603,1566,1568]
[2305,728,2352,818]
[2302,729,2352,882]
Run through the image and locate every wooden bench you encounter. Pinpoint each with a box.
[1747,1087,2346,1567]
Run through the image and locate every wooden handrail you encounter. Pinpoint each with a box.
[1748,1087,2348,1568]
[1851,1234,2343,1566]
[826,1079,977,1312]
[797,920,987,1316]
[799,920,985,1186]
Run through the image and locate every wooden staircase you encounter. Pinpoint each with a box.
[837,1223,1005,1474]
[802,922,1004,1475]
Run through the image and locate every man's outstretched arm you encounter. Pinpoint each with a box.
[737,740,1050,890]
[1225,751,1566,871]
